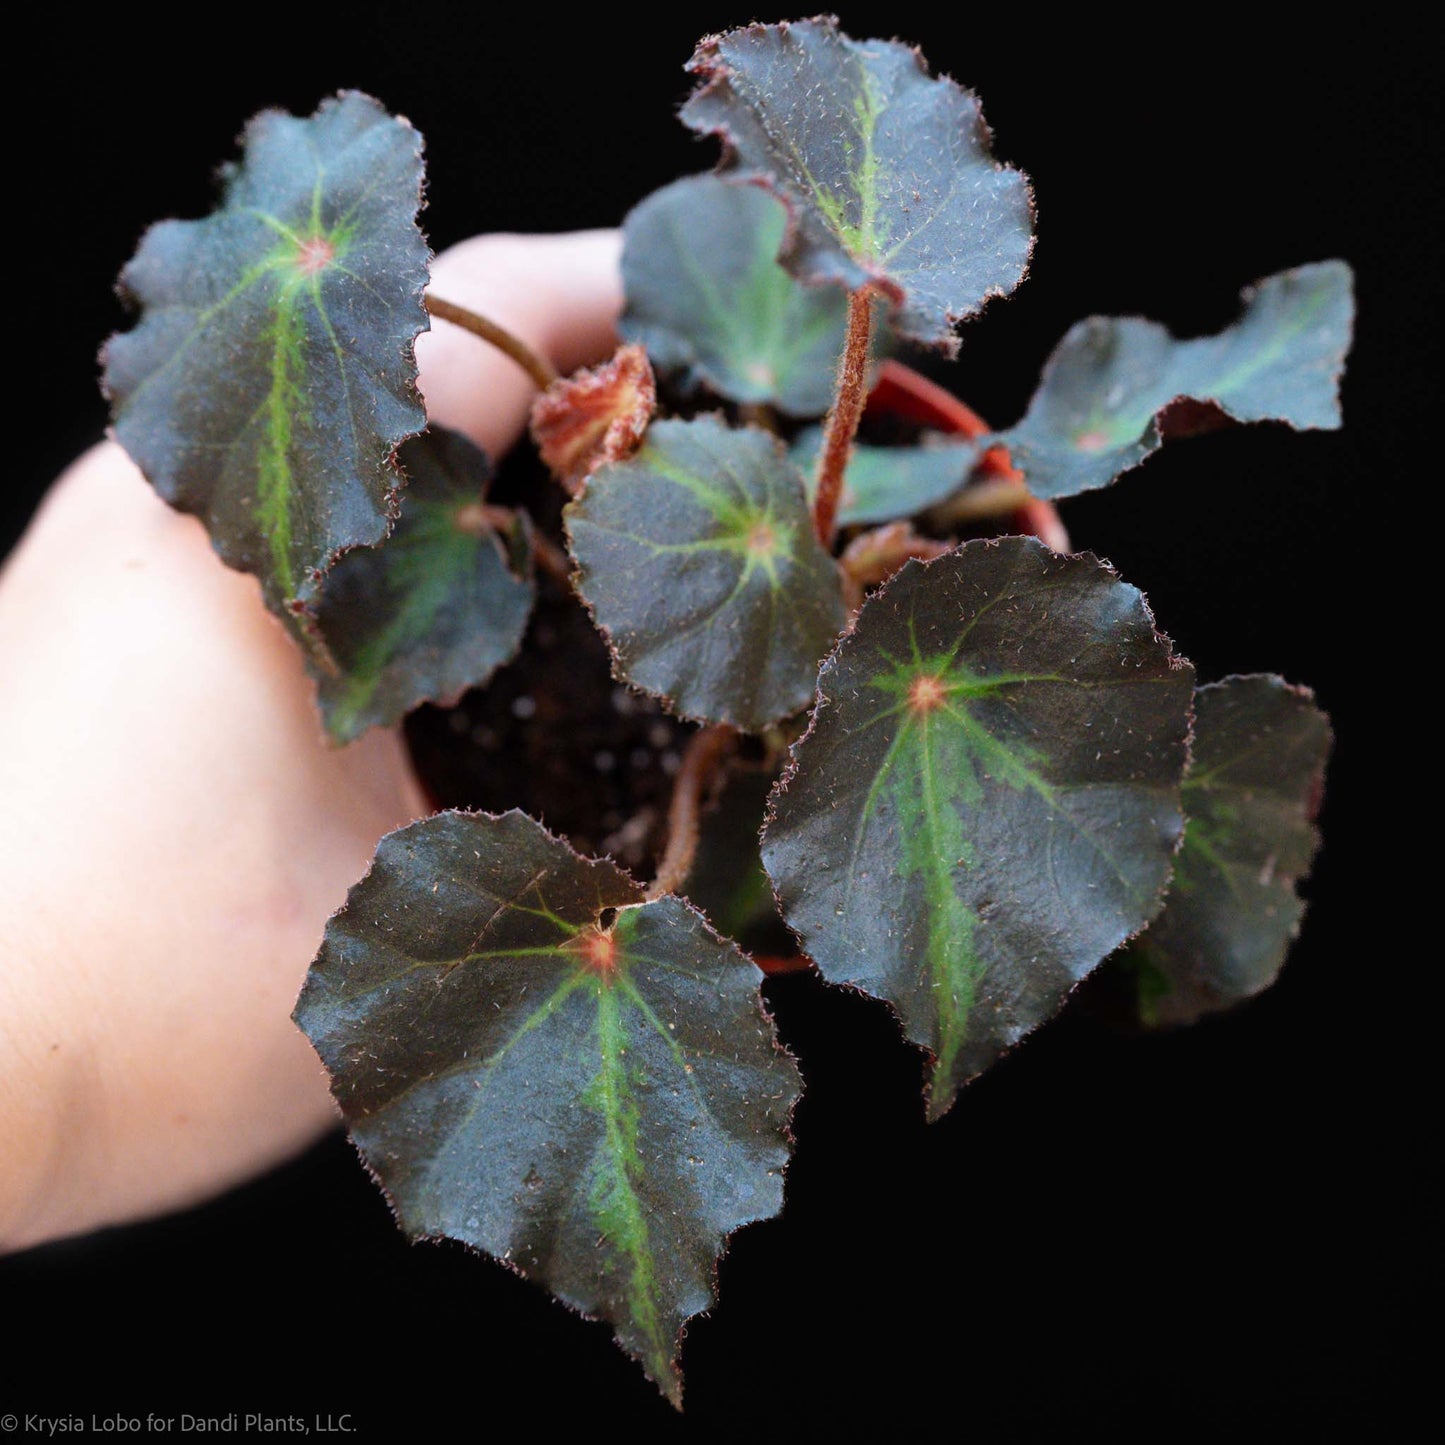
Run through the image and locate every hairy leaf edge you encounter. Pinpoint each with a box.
[682,17,1038,355]
[1128,671,1333,1028]
[293,806,804,1406]
[758,536,1198,1113]
[562,415,848,731]
[99,89,434,616]
[992,259,1356,500]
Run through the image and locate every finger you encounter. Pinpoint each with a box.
[415,229,623,458]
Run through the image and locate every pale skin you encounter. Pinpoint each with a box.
[0,230,623,1251]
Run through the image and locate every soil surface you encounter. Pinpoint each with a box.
[404,394,1023,894]
[405,575,690,876]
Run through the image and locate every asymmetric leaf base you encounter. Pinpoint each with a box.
[296,811,800,1406]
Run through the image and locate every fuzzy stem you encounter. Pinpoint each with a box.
[645,724,736,902]
[425,293,559,391]
[813,288,875,547]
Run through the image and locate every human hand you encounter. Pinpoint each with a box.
[0,230,622,1250]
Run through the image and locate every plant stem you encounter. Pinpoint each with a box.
[451,501,518,537]
[425,293,559,391]
[754,954,816,978]
[928,478,1074,553]
[813,287,875,548]
[840,522,953,595]
[929,476,1031,527]
[529,531,574,587]
[452,501,571,585]
[294,612,340,678]
[739,401,778,433]
[645,724,736,901]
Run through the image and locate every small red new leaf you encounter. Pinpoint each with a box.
[531,344,657,495]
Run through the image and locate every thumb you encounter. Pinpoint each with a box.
[415,229,623,458]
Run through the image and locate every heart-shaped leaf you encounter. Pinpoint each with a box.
[996,261,1354,500]
[103,92,430,616]
[311,427,534,745]
[296,809,800,1408]
[790,427,980,526]
[1118,675,1331,1027]
[681,18,1034,350]
[566,417,847,730]
[761,538,1195,1118]
[620,175,853,417]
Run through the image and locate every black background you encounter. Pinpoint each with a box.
[3,6,1431,1436]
